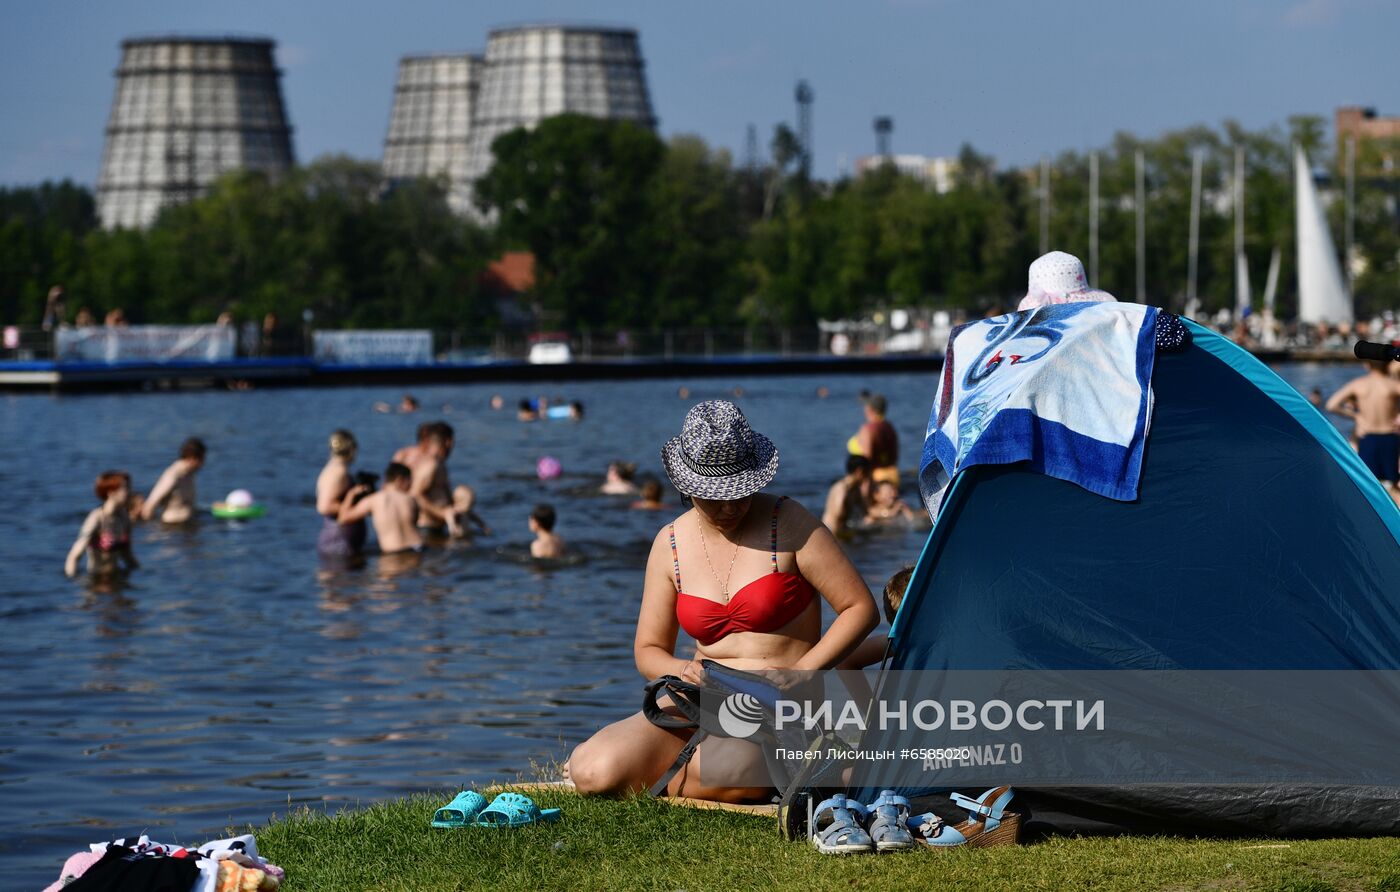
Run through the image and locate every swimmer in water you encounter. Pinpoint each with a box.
[141,437,205,523]
[823,455,871,537]
[490,394,505,411]
[394,421,487,537]
[529,503,565,558]
[518,399,539,422]
[66,471,140,578]
[601,461,639,496]
[865,479,919,524]
[630,479,665,511]
[374,394,420,414]
[338,462,423,554]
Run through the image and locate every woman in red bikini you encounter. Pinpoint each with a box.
[566,401,879,802]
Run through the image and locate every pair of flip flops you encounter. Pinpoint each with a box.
[431,790,562,829]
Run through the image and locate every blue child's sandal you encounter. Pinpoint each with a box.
[810,794,874,855]
[474,792,562,828]
[910,785,1020,848]
[865,789,916,852]
[432,790,488,828]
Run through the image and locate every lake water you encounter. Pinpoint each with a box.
[0,363,1358,888]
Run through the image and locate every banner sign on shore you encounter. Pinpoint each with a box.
[312,330,433,365]
[55,325,236,362]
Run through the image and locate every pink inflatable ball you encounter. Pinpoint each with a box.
[536,456,562,481]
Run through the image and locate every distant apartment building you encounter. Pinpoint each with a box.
[1337,106,1400,144]
[1336,106,1400,175]
[854,154,959,193]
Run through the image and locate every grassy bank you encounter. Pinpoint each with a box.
[254,789,1400,892]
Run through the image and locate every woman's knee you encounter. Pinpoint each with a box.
[567,741,630,795]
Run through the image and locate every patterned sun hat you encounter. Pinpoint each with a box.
[1018,251,1118,310]
[661,400,779,500]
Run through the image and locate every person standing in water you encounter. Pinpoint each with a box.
[66,471,139,578]
[338,463,424,554]
[315,429,367,558]
[1327,360,1400,503]
[823,455,872,537]
[141,438,206,523]
[848,394,899,487]
[393,421,485,537]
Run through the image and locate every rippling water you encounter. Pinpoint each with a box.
[0,364,1357,887]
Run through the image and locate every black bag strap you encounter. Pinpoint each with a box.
[648,728,708,797]
[642,675,704,729]
[643,675,711,797]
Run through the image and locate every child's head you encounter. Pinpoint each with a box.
[874,479,899,506]
[882,565,914,624]
[529,503,557,533]
[640,480,662,503]
[95,470,131,504]
[384,462,412,489]
[180,437,206,467]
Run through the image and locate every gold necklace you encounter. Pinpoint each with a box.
[697,515,740,601]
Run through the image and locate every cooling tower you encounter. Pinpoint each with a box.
[459,24,656,197]
[381,54,483,211]
[96,36,295,229]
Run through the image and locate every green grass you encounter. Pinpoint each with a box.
[252,789,1400,892]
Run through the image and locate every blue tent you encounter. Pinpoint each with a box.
[870,320,1400,836]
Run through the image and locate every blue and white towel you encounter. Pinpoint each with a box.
[919,302,1159,518]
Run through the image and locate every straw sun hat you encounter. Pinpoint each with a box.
[1017,251,1118,311]
[661,400,779,501]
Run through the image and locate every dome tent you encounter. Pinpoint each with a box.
[856,319,1400,837]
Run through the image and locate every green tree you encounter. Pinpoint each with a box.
[475,114,665,328]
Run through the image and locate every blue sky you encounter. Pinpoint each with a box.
[2,0,1397,186]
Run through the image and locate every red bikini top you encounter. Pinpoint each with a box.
[671,497,816,646]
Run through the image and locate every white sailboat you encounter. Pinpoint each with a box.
[1260,247,1282,347]
[1234,147,1252,319]
[1294,146,1352,325]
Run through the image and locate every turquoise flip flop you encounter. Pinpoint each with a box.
[473,792,562,828]
[431,790,488,828]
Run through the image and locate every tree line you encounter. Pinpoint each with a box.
[3,113,1398,332]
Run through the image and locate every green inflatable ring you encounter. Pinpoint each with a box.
[211,503,266,519]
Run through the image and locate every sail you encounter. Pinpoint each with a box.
[1295,147,1352,324]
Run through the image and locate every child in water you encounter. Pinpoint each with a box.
[865,480,919,524]
[338,462,424,554]
[840,565,913,669]
[529,503,565,558]
[630,479,665,510]
[65,471,140,578]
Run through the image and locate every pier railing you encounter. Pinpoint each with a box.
[2,325,897,363]
[1,321,1367,365]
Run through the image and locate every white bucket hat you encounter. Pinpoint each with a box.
[1018,251,1118,310]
